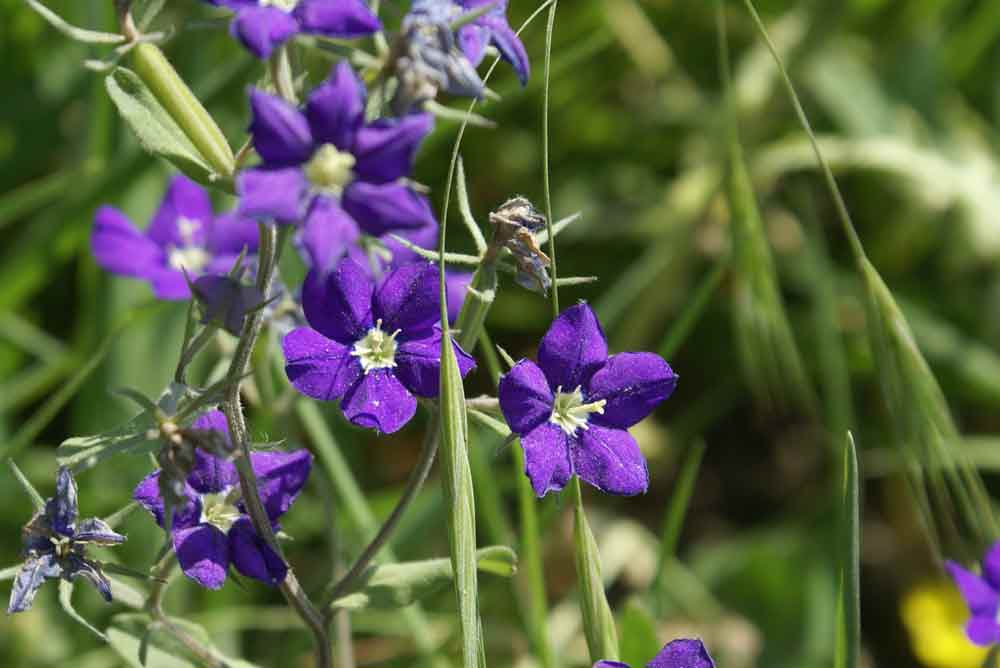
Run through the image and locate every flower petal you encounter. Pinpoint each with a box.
[647,639,716,668]
[7,554,61,614]
[64,556,113,602]
[499,359,554,435]
[519,422,572,497]
[352,114,433,184]
[982,540,1000,590]
[74,518,126,545]
[395,329,476,398]
[342,182,437,236]
[91,206,164,279]
[250,449,313,521]
[383,216,439,267]
[587,352,677,429]
[293,0,381,38]
[538,302,608,392]
[230,6,299,59]
[248,88,314,167]
[483,17,530,85]
[173,524,231,590]
[966,616,1000,647]
[446,270,472,324]
[148,268,193,300]
[299,196,361,276]
[133,471,202,530]
[148,175,213,247]
[594,663,631,668]
[946,561,1000,617]
[46,467,78,537]
[187,450,240,496]
[228,518,288,586]
[373,261,440,337]
[283,326,363,401]
[573,424,648,496]
[237,166,309,223]
[457,23,487,66]
[301,260,374,343]
[305,62,365,150]
[206,211,261,256]
[341,369,417,434]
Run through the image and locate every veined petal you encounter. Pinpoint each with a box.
[46,467,78,537]
[228,518,287,586]
[91,206,165,279]
[74,518,126,546]
[299,196,361,276]
[249,449,313,522]
[188,450,239,496]
[341,182,437,237]
[248,88,314,167]
[237,167,309,223]
[587,352,677,429]
[352,114,433,184]
[395,329,475,398]
[341,369,417,434]
[301,260,374,343]
[283,326,363,401]
[133,472,202,530]
[647,639,716,668]
[305,62,365,150]
[573,424,648,496]
[483,18,530,85]
[520,422,572,497]
[173,523,231,590]
[538,302,608,392]
[373,261,440,337]
[293,0,381,38]
[946,561,1000,617]
[148,175,213,248]
[230,6,298,59]
[64,556,113,602]
[7,554,61,614]
[498,359,554,435]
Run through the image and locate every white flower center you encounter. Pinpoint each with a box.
[200,491,241,533]
[260,0,298,11]
[549,386,606,436]
[168,246,211,273]
[351,319,400,373]
[305,144,356,196]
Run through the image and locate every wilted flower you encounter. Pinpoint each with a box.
[946,541,1000,645]
[498,303,677,497]
[282,258,475,433]
[192,273,267,335]
[204,0,380,59]
[489,196,551,295]
[8,468,126,614]
[92,175,259,300]
[134,410,312,589]
[238,63,437,276]
[595,639,715,668]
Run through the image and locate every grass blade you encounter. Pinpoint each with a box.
[653,440,706,595]
[834,433,861,668]
[571,478,619,662]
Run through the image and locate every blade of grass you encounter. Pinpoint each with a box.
[653,440,706,596]
[834,433,861,668]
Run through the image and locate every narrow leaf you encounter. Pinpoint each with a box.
[654,440,706,591]
[834,433,861,668]
[24,0,125,44]
[572,479,620,662]
[8,460,45,511]
[59,580,108,642]
[456,158,488,253]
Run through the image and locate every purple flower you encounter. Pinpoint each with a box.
[498,303,677,497]
[92,175,260,300]
[238,62,437,276]
[205,0,380,59]
[134,410,313,590]
[8,468,126,614]
[946,541,1000,645]
[282,257,476,433]
[410,0,530,85]
[594,639,715,668]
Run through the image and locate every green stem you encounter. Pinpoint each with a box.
[571,477,619,662]
[146,555,226,668]
[541,0,559,318]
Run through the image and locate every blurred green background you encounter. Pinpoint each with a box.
[4,0,1000,666]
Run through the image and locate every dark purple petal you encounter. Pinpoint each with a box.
[148,175,213,248]
[249,449,313,522]
[982,540,1000,590]
[74,518,126,545]
[206,211,261,256]
[238,167,310,224]
[352,114,433,184]
[46,467,78,537]
[967,616,1000,647]
[482,17,529,85]
[230,6,299,59]
[248,88,314,167]
[587,352,677,429]
[301,260,374,343]
[7,554,61,614]
[647,639,715,668]
[64,556,113,602]
[457,23,487,66]
[395,329,476,398]
[573,425,648,496]
[373,261,440,337]
[193,408,231,435]
[91,206,165,279]
[499,359,554,435]
[192,274,264,335]
[305,62,365,150]
[446,271,472,324]
[299,196,361,276]
[228,518,288,586]
[283,326,363,401]
[293,0,381,38]
[594,663,631,668]
[342,182,437,236]
[946,561,1000,617]
[341,369,417,433]
[133,472,202,530]
[206,0,257,9]
[188,450,240,496]
[519,422,572,497]
[148,268,193,300]
[173,523,231,590]
[538,303,608,392]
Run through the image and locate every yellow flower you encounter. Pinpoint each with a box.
[901,580,989,668]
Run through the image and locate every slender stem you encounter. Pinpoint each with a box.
[174,326,216,383]
[541,0,559,318]
[146,555,227,668]
[321,419,440,612]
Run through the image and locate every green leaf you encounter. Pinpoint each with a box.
[619,599,661,668]
[59,580,107,643]
[330,546,517,610]
[455,158,488,253]
[108,627,196,668]
[8,459,45,511]
[57,413,160,472]
[834,433,861,668]
[24,0,125,44]
[133,0,168,30]
[105,67,218,187]
[654,440,706,593]
[572,478,620,662]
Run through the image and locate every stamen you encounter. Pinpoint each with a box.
[549,386,606,436]
[351,319,400,373]
[305,144,356,196]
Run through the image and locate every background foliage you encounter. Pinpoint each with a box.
[4,0,1000,665]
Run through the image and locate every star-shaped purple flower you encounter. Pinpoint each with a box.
[134,410,313,590]
[410,0,530,85]
[498,303,677,497]
[238,62,437,276]
[282,257,476,433]
[205,0,380,59]
[946,541,1000,645]
[92,175,260,300]
[594,639,715,668]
